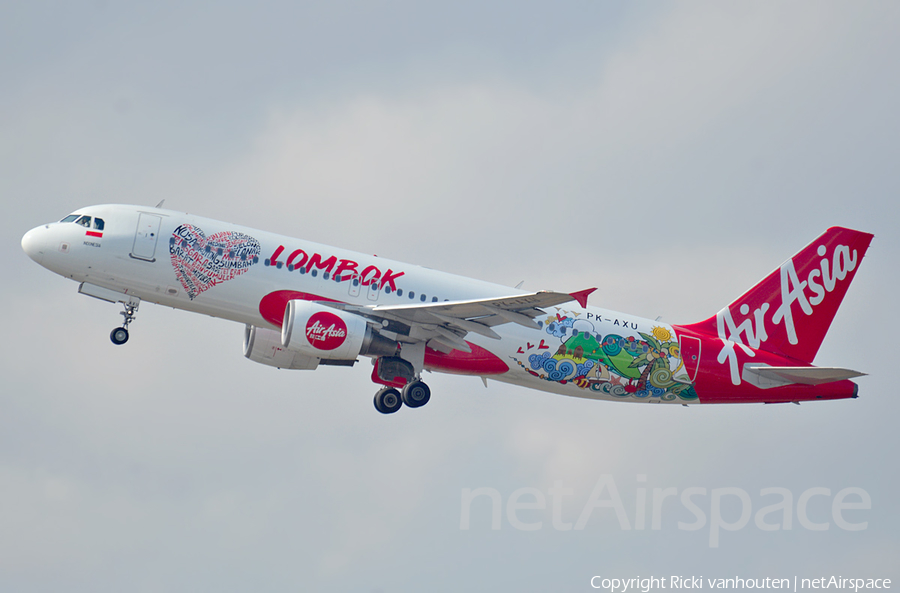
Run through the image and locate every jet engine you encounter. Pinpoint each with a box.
[243,325,319,370]
[281,299,396,360]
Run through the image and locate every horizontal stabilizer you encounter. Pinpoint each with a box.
[744,365,865,387]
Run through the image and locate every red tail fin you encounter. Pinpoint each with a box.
[681,227,873,364]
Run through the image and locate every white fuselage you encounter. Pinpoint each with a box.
[22,204,693,404]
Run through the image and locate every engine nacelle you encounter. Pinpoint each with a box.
[281,300,370,360]
[243,325,319,370]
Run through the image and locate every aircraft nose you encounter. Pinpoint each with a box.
[21,226,47,265]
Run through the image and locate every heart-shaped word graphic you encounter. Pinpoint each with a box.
[169,224,261,300]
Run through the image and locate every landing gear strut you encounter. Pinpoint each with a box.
[110,302,138,345]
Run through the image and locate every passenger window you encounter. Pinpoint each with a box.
[432,297,438,302]
[93,218,105,230]
[409,291,415,299]
[76,215,92,227]
[60,214,79,223]
[420,294,426,302]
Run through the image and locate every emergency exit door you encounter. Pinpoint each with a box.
[131,213,161,261]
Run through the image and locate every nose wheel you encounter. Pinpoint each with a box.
[110,302,138,346]
[110,327,129,345]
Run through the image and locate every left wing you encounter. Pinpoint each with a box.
[335,288,596,354]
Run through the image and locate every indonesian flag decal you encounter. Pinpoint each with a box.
[86,230,103,238]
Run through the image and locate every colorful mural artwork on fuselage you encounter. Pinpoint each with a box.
[510,309,698,401]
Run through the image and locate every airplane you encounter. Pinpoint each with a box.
[21,204,873,413]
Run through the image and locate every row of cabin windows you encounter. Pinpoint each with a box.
[265,257,445,302]
[55,215,446,302]
[60,214,105,230]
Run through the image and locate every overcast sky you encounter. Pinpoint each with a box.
[3,2,900,591]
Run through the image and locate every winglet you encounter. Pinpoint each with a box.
[569,288,597,309]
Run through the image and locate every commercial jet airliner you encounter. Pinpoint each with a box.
[22,205,872,413]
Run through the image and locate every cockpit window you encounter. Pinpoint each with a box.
[60,214,80,223]
[75,215,92,227]
[93,218,105,230]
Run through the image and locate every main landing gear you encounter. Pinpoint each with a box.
[110,302,138,345]
[374,387,402,414]
[401,380,431,408]
[371,355,432,414]
[372,380,432,414]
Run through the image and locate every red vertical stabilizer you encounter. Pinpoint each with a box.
[679,227,873,364]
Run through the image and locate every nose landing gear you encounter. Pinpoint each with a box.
[110,302,138,345]
[110,327,129,345]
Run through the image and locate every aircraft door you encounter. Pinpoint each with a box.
[131,213,162,261]
[679,335,702,383]
[367,280,380,301]
[348,274,361,298]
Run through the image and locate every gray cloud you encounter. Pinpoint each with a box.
[3,1,899,591]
